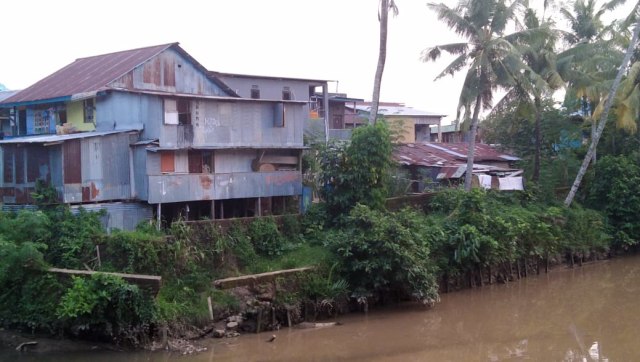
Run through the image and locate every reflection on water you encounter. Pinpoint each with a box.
[4,256,640,361]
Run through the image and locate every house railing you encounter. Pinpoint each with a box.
[147,171,302,204]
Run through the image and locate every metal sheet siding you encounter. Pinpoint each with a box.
[50,146,63,188]
[215,76,315,101]
[133,146,148,200]
[125,48,226,96]
[147,171,301,204]
[96,92,163,139]
[2,202,153,231]
[64,133,132,203]
[214,150,254,173]
[70,202,153,231]
[159,100,304,149]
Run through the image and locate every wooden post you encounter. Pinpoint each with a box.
[256,308,263,333]
[95,245,101,268]
[545,256,549,274]
[286,308,292,327]
[207,296,214,321]
[157,203,162,231]
[271,306,276,329]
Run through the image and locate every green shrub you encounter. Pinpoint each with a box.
[226,222,258,270]
[328,205,439,305]
[57,274,155,343]
[586,154,640,248]
[248,216,288,257]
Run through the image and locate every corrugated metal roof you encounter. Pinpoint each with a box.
[3,43,176,104]
[147,145,307,151]
[430,124,458,133]
[1,43,239,106]
[212,71,330,84]
[350,105,446,117]
[0,129,138,144]
[0,90,19,102]
[113,88,308,104]
[394,142,520,167]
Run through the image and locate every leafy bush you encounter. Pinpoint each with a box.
[248,216,288,257]
[328,204,439,305]
[57,274,155,344]
[320,123,393,222]
[102,230,166,275]
[586,154,640,248]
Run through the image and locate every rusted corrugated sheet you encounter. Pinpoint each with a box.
[3,44,175,104]
[147,171,302,204]
[394,142,520,167]
[1,43,239,106]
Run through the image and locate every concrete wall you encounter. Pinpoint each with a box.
[66,99,96,132]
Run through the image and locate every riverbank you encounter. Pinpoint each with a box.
[6,255,638,361]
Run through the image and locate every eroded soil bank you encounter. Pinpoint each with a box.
[5,255,640,361]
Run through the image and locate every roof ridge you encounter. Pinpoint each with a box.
[75,42,178,61]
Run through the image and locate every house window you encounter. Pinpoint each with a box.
[57,109,67,125]
[274,103,285,127]
[202,151,214,173]
[188,150,202,173]
[84,99,95,123]
[187,150,214,173]
[282,87,292,100]
[164,99,178,125]
[250,85,260,99]
[3,146,14,183]
[33,109,51,134]
[177,99,191,125]
[160,151,175,173]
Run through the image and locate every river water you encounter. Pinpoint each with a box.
[5,256,640,361]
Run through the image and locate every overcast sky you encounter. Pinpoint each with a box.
[0,1,634,124]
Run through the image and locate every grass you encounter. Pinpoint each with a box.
[247,244,331,274]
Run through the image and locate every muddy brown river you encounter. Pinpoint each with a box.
[5,256,640,361]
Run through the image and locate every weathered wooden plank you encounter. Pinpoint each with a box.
[213,267,314,289]
[47,268,162,295]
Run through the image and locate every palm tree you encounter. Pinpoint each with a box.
[494,8,563,182]
[565,9,640,206]
[612,61,640,132]
[423,0,535,191]
[369,0,399,125]
[560,0,629,163]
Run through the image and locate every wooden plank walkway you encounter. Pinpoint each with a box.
[213,266,314,289]
[47,267,162,295]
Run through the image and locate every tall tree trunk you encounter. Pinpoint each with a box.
[369,0,390,125]
[464,93,483,191]
[591,116,597,164]
[564,18,640,207]
[533,96,542,182]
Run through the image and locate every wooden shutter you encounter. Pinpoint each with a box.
[64,140,81,184]
[160,151,175,173]
[188,150,202,173]
[3,145,14,183]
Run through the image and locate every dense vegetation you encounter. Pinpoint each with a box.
[1,0,640,348]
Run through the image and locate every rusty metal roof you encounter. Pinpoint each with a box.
[3,43,176,104]
[394,142,520,167]
[2,43,238,106]
[0,129,139,145]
